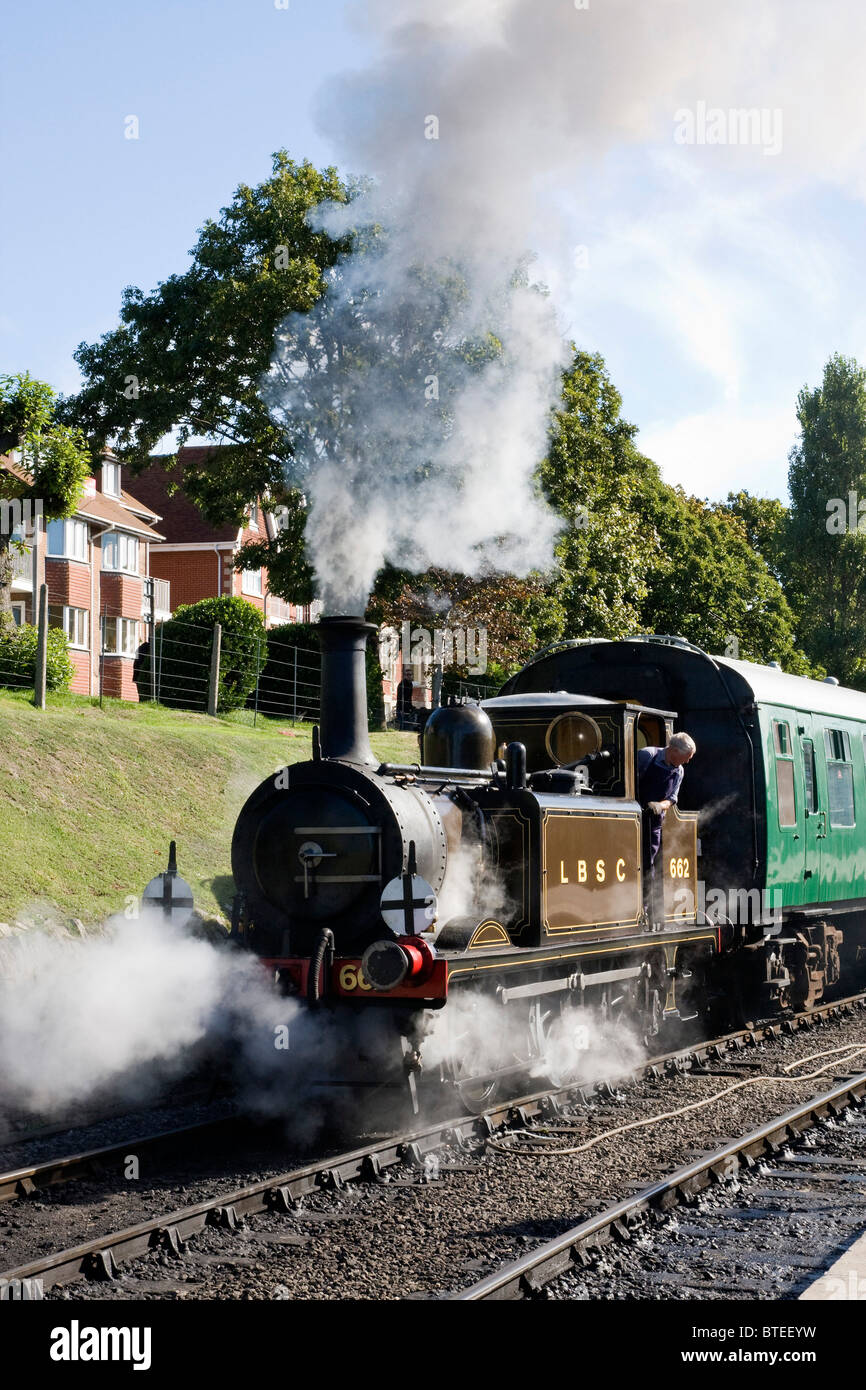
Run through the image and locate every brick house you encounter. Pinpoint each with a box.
[122,447,314,627]
[3,451,167,699]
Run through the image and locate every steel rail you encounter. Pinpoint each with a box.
[2,992,861,1212]
[455,1070,866,1300]
[1,993,864,1293]
[0,1115,239,1205]
[0,989,861,1262]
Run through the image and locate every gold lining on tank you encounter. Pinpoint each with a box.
[468,919,510,949]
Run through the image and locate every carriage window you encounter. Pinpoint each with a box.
[772,721,796,827]
[824,728,855,828]
[773,720,791,755]
[825,728,850,762]
[546,713,602,766]
[802,738,818,815]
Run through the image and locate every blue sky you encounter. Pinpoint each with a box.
[0,1,370,390]
[3,0,866,506]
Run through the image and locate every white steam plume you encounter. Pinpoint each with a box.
[263,0,866,614]
[421,988,647,1093]
[0,914,296,1118]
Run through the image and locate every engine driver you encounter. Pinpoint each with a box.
[637,732,696,868]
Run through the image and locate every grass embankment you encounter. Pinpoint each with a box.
[0,689,418,928]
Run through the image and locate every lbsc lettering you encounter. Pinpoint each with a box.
[560,857,629,884]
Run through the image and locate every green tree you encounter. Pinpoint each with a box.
[538,349,811,672]
[636,485,813,673]
[61,153,353,601]
[138,596,265,713]
[368,564,563,681]
[721,490,790,584]
[0,373,91,634]
[539,350,649,640]
[786,353,866,685]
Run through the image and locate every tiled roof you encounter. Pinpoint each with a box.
[75,492,164,540]
[1,453,163,539]
[0,453,33,485]
[119,487,161,524]
[122,449,242,544]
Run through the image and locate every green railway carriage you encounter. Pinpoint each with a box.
[500,636,866,1009]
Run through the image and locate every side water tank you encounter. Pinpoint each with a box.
[423,698,496,771]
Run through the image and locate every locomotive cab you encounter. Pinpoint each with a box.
[481,692,699,935]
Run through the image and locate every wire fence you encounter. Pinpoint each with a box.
[131,616,324,723]
[0,596,502,723]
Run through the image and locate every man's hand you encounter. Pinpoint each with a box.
[647,800,670,815]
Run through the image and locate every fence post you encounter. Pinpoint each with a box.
[34,582,47,710]
[208,623,222,717]
[293,646,298,726]
[156,621,163,705]
[253,636,261,727]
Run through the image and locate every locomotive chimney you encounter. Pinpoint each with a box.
[318,615,377,765]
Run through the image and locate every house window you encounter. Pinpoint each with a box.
[102,461,121,496]
[824,728,855,827]
[772,720,796,828]
[11,602,25,627]
[46,518,88,561]
[102,532,140,574]
[102,616,139,656]
[248,501,259,531]
[48,605,89,649]
[242,568,263,596]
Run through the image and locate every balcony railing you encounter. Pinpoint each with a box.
[11,546,32,589]
[142,576,171,622]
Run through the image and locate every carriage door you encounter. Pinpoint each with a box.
[799,720,822,899]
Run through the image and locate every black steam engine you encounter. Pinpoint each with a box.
[228,617,714,1108]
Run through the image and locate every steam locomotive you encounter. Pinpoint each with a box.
[227,619,866,1108]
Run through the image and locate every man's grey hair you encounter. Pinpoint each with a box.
[669,732,696,755]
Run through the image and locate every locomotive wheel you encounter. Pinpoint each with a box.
[527,997,587,1088]
[438,993,503,1112]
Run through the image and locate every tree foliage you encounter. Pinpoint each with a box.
[786,353,866,686]
[0,373,91,632]
[137,596,266,713]
[61,153,352,600]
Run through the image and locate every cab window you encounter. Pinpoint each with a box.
[824,728,855,828]
[773,721,796,828]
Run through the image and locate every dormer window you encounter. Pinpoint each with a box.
[102,461,121,496]
[248,501,259,531]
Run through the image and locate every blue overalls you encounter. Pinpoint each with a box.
[638,749,683,866]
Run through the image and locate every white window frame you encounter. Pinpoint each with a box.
[242,567,263,596]
[48,605,89,650]
[102,531,140,575]
[11,601,25,627]
[248,501,259,531]
[102,615,139,657]
[102,461,121,496]
[46,518,88,562]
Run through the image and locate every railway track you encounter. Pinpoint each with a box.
[456,1069,866,1300]
[3,993,866,1298]
[2,992,863,1212]
[0,1114,241,1205]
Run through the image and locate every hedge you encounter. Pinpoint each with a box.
[0,622,74,693]
[136,596,266,714]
